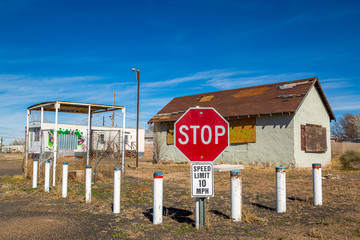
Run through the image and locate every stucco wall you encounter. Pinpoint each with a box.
[293,86,331,167]
[154,114,295,167]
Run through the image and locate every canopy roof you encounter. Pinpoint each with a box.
[27,101,125,114]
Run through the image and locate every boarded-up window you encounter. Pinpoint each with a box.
[229,118,256,144]
[167,124,174,145]
[301,124,327,153]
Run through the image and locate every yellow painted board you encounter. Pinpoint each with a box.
[229,118,256,143]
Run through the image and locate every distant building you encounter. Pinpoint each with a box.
[2,145,25,153]
[148,77,335,167]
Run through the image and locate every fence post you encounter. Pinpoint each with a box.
[44,160,50,192]
[276,166,286,213]
[62,162,68,198]
[153,171,163,224]
[32,159,38,188]
[85,165,92,203]
[113,167,121,214]
[230,169,242,222]
[312,163,322,206]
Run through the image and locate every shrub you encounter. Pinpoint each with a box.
[339,150,360,169]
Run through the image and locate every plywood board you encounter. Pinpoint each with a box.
[305,125,327,153]
[167,124,174,145]
[229,118,256,144]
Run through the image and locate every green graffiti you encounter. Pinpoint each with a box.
[48,128,85,147]
[230,127,252,142]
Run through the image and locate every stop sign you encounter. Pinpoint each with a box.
[175,107,229,162]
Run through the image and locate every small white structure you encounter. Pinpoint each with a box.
[24,101,144,180]
[27,122,145,157]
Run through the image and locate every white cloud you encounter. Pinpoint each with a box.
[142,70,253,88]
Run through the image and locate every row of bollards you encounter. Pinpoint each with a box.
[275,164,323,213]
[32,159,323,226]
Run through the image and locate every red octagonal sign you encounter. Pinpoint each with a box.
[175,107,229,162]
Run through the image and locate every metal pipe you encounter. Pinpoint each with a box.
[86,105,91,165]
[122,108,126,175]
[230,170,242,221]
[113,167,121,214]
[40,107,44,164]
[25,109,30,177]
[312,163,322,206]
[153,171,163,224]
[32,159,38,188]
[136,70,140,168]
[62,162,68,198]
[53,102,59,186]
[276,167,286,213]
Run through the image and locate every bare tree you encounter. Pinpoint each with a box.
[10,139,25,145]
[150,123,161,163]
[331,113,360,140]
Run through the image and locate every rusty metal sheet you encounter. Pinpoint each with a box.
[229,118,256,143]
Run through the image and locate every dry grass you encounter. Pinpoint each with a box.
[3,154,360,239]
[242,205,268,223]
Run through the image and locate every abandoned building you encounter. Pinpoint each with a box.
[148,77,336,167]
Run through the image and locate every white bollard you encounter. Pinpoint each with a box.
[32,159,38,188]
[230,169,242,222]
[85,165,92,203]
[44,160,51,192]
[276,166,286,213]
[62,162,68,198]
[113,167,121,214]
[312,163,322,206]
[153,171,163,224]
[195,198,200,229]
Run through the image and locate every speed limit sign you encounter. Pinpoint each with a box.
[191,162,214,197]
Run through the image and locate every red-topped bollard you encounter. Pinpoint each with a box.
[153,172,163,224]
[312,163,322,206]
[276,167,286,213]
[230,170,242,222]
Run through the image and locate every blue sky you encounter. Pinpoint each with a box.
[0,0,360,144]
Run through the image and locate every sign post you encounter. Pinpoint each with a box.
[174,107,229,230]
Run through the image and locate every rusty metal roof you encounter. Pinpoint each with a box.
[28,101,125,114]
[148,77,335,123]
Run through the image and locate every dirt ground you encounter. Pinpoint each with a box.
[0,153,359,240]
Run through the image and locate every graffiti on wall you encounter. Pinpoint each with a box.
[229,118,256,143]
[48,128,86,149]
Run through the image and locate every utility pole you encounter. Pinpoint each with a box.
[112,91,115,127]
[132,68,140,168]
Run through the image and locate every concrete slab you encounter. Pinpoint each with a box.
[213,164,244,172]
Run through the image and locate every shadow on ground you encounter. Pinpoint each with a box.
[143,207,194,225]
